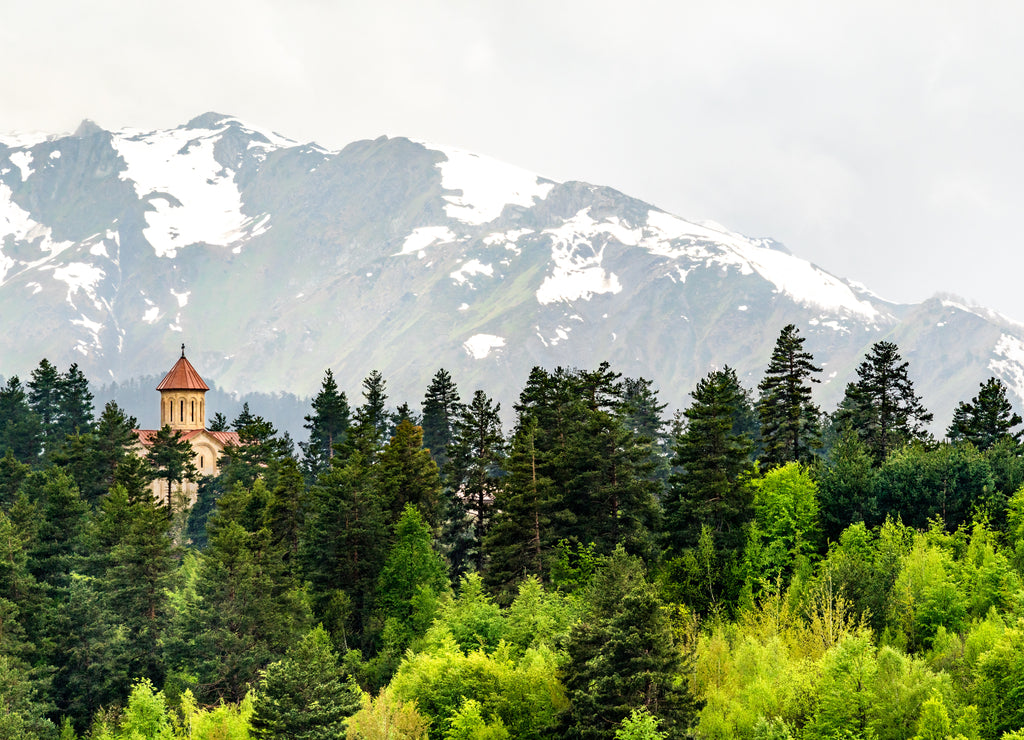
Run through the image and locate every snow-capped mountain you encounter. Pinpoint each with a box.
[2,113,1022,426]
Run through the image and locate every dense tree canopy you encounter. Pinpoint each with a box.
[4,336,1024,739]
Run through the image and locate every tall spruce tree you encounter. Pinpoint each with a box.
[560,548,693,740]
[167,481,311,703]
[146,425,197,512]
[834,340,933,464]
[0,377,43,466]
[300,369,350,481]
[27,360,61,435]
[299,451,386,650]
[421,368,463,471]
[56,364,94,438]
[756,324,822,467]
[375,419,442,529]
[665,367,755,553]
[947,377,1023,450]
[484,417,557,598]
[445,390,505,575]
[250,625,361,740]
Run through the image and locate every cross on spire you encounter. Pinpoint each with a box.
[181,343,185,358]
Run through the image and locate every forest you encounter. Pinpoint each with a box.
[3,325,1024,739]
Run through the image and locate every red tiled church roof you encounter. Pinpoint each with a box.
[134,429,240,446]
[156,349,209,391]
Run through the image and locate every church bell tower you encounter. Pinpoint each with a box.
[156,344,210,431]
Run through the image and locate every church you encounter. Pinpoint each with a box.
[134,347,239,505]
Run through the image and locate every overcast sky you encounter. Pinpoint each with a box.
[3,1,1022,319]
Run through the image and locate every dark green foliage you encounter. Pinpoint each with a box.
[0,377,43,466]
[208,412,229,431]
[347,370,390,460]
[484,418,557,598]
[45,575,127,730]
[299,451,386,651]
[0,655,56,740]
[665,367,755,553]
[264,457,307,568]
[445,390,504,575]
[27,360,63,445]
[948,376,1023,450]
[421,368,463,471]
[50,401,139,505]
[168,480,311,703]
[815,426,878,541]
[94,486,177,687]
[0,450,31,509]
[300,369,350,482]
[251,625,361,740]
[560,548,693,740]
[833,341,933,464]
[184,475,222,549]
[620,376,671,483]
[376,419,442,528]
[56,364,93,438]
[756,324,822,467]
[27,468,89,591]
[145,425,197,511]
[874,442,995,529]
[220,412,291,490]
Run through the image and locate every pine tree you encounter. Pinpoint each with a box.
[445,390,505,575]
[264,457,307,568]
[168,484,311,703]
[27,360,62,441]
[96,487,177,687]
[347,371,390,460]
[300,369,350,481]
[665,367,755,553]
[421,368,463,471]
[560,549,692,740]
[56,363,94,437]
[375,419,442,529]
[484,418,557,597]
[948,377,1023,450]
[620,377,671,483]
[220,412,291,490]
[250,625,361,740]
[145,425,197,511]
[834,340,933,464]
[208,412,229,432]
[299,452,387,650]
[0,377,43,466]
[756,324,822,467]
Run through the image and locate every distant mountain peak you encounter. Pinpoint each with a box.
[1,114,1022,430]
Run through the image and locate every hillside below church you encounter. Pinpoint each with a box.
[2,113,1023,426]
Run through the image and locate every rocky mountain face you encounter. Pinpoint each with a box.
[2,113,1022,428]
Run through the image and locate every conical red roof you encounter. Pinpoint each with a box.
[156,353,209,391]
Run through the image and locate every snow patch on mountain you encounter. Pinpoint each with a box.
[990,334,1024,401]
[537,209,623,304]
[112,126,252,258]
[8,151,33,181]
[643,210,881,320]
[52,262,104,305]
[451,259,494,286]
[0,184,74,280]
[463,333,505,359]
[428,145,553,225]
[397,226,456,256]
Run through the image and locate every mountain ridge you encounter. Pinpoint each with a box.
[1,113,1019,429]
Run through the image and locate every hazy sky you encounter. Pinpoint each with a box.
[4,1,1022,318]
